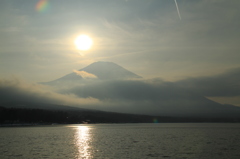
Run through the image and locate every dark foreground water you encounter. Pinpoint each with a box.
[1,123,240,159]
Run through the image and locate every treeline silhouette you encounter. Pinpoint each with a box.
[0,106,239,125]
[0,106,155,124]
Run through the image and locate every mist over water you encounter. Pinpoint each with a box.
[1,123,240,159]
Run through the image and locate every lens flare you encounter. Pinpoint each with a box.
[153,118,159,123]
[36,0,50,12]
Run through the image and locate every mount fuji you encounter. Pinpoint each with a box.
[38,61,240,118]
[43,61,142,85]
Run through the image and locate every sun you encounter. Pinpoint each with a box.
[74,35,93,51]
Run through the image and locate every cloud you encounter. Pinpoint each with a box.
[176,67,240,97]
[1,76,240,118]
[73,70,97,79]
[67,79,185,101]
[59,78,240,117]
[0,78,101,108]
[56,67,240,117]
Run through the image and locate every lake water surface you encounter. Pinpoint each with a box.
[1,123,240,159]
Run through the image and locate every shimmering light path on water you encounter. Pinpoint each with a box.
[74,125,92,159]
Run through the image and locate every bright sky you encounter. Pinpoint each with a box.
[1,0,240,82]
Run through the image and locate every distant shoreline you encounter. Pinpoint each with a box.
[2,121,240,128]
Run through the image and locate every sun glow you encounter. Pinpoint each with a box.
[74,35,93,51]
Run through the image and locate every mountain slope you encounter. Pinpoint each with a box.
[62,79,240,118]
[43,61,141,85]
[38,61,240,118]
[80,61,142,80]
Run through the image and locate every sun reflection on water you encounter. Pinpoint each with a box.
[74,125,92,159]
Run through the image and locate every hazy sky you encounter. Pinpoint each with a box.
[1,0,240,82]
[1,0,240,112]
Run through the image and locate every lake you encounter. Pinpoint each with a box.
[1,123,240,159]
